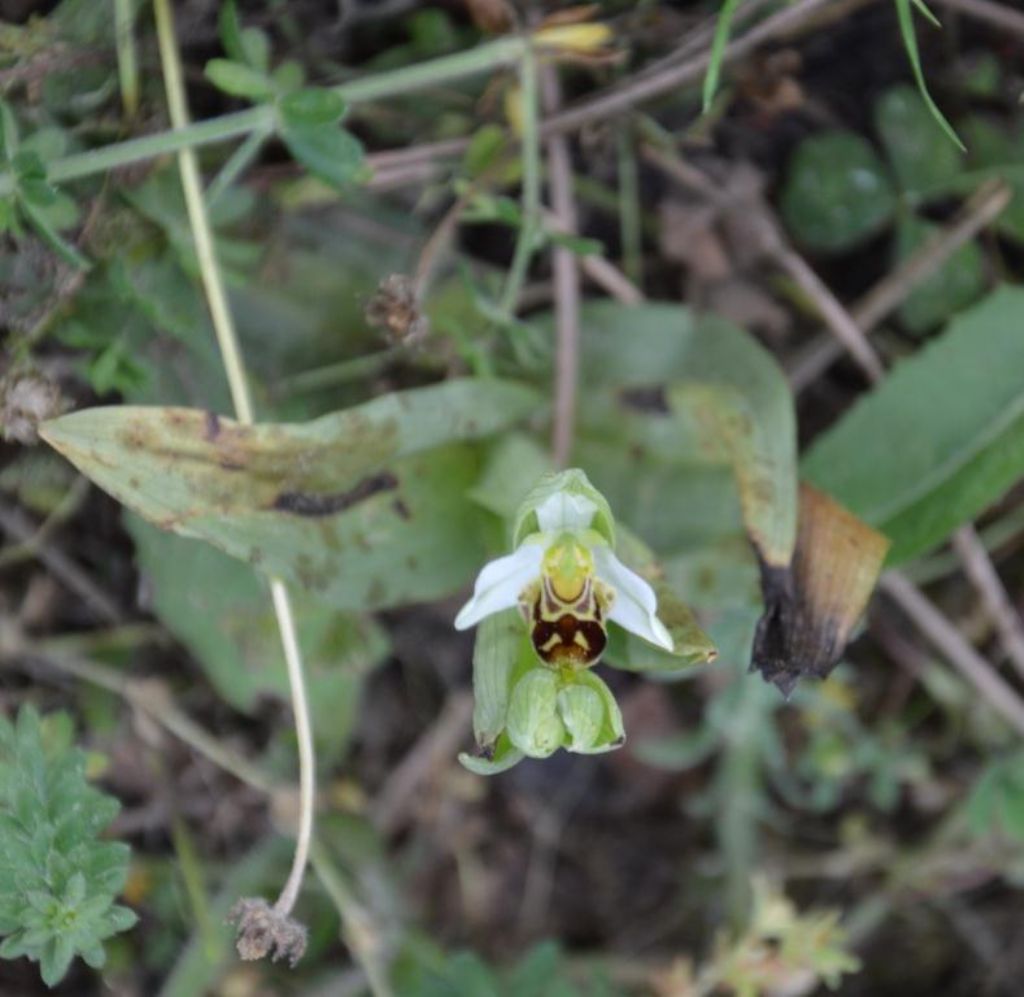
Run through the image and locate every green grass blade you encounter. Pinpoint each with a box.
[910,0,941,28]
[893,0,965,150]
[702,0,745,113]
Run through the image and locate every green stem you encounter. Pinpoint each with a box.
[171,815,219,962]
[498,44,541,319]
[206,130,269,206]
[617,126,643,286]
[0,36,525,198]
[114,0,140,120]
[153,0,314,926]
[276,348,400,397]
[309,840,395,997]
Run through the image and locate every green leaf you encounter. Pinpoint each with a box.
[204,58,275,101]
[893,0,965,151]
[278,88,346,127]
[0,99,18,160]
[566,301,797,565]
[893,215,984,334]
[125,515,387,760]
[19,127,68,163]
[962,116,1024,243]
[242,29,272,75]
[40,380,542,609]
[779,131,896,252]
[279,120,365,190]
[19,193,90,270]
[470,610,528,752]
[461,124,507,180]
[548,230,603,257]
[875,85,963,196]
[218,0,271,73]
[468,433,552,524]
[803,287,1024,564]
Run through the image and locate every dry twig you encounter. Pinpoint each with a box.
[933,0,1024,36]
[880,574,1024,738]
[787,181,1012,390]
[0,497,122,624]
[544,65,582,468]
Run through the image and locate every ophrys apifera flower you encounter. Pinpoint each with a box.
[455,470,673,668]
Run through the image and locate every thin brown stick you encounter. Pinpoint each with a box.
[544,0,846,136]
[774,243,885,382]
[880,573,1024,738]
[644,142,885,380]
[952,526,1024,681]
[359,0,854,177]
[788,181,1012,390]
[11,640,278,793]
[544,65,582,469]
[580,249,645,304]
[646,146,1024,707]
[0,498,122,624]
[369,692,473,836]
[933,0,1024,36]
[628,0,778,83]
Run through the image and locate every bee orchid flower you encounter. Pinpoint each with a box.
[455,470,673,668]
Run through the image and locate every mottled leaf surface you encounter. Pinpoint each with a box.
[42,379,541,608]
[752,484,890,694]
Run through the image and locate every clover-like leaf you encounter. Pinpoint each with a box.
[278,119,365,191]
[780,131,896,252]
[205,58,276,101]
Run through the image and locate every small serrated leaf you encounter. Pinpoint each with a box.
[0,707,134,987]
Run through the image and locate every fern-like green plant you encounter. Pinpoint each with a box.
[0,706,136,987]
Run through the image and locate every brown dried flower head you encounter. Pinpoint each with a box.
[365,274,430,346]
[228,897,308,967]
[465,0,515,34]
[1,370,63,445]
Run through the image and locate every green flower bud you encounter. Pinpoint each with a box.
[506,668,567,758]
[561,671,625,754]
[557,684,604,752]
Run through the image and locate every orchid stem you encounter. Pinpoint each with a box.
[153,0,314,926]
[499,43,542,320]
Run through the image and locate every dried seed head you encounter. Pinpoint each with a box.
[365,274,429,346]
[464,0,515,33]
[228,897,308,967]
[1,370,63,445]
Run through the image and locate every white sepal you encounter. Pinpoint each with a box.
[454,543,544,631]
[592,546,674,651]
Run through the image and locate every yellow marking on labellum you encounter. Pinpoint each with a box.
[520,546,615,668]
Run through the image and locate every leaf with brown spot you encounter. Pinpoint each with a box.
[751,483,890,695]
[41,379,542,609]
